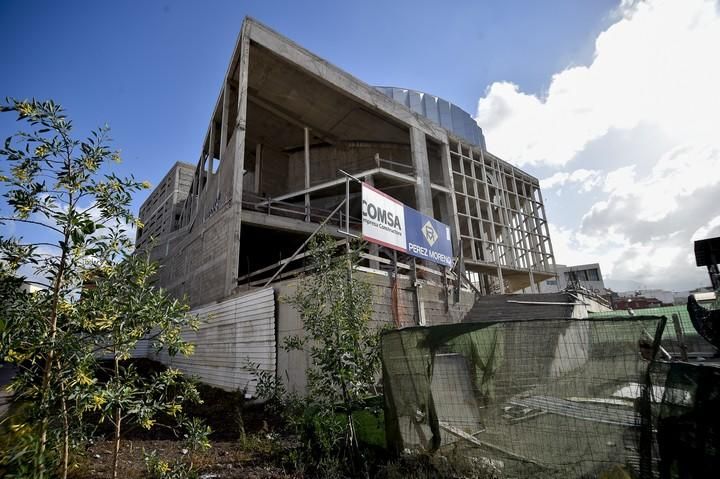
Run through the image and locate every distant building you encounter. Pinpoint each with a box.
[612,295,663,310]
[136,162,195,251]
[539,263,606,294]
[617,289,675,306]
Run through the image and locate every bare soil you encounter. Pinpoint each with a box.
[80,439,301,479]
[73,359,299,478]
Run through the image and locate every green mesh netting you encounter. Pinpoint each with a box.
[590,306,717,359]
[381,317,667,478]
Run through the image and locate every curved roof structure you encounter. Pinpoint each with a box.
[375,86,485,148]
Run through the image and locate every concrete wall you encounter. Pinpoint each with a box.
[258,147,289,197]
[570,290,613,318]
[275,270,475,395]
[286,142,412,191]
[150,207,234,307]
[546,263,607,294]
[146,124,245,307]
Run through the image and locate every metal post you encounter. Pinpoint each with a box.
[254,143,263,193]
[651,316,669,361]
[411,258,426,325]
[304,127,311,222]
[345,176,350,255]
[442,266,449,311]
[391,249,400,326]
[672,313,689,361]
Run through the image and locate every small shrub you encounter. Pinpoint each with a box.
[143,450,195,479]
[179,415,211,470]
[252,234,384,477]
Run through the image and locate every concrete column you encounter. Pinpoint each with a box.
[496,265,505,294]
[200,155,207,193]
[530,186,549,270]
[409,127,433,217]
[224,22,251,297]
[192,160,200,215]
[209,122,216,177]
[528,269,536,293]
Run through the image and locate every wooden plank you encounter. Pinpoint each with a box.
[439,422,543,466]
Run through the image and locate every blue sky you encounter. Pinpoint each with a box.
[2,0,719,291]
[0,0,615,188]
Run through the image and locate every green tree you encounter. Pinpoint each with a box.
[78,253,201,479]
[0,99,199,479]
[282,234,383,477]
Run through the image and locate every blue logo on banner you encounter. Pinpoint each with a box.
[403,208,453,267]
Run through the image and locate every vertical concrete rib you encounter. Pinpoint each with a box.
[441,142,461,253]
[537,187,557,272]
[530,185,549,270]
[220,82,230,158]
[209,122,216,177]
[410,126,433,217]
[478,147,505,293]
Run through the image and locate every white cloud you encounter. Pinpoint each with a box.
[541,169,602,192]
[477,0,720,168]
[692,215,720,242]
[475,0,720,290]
[548,223,627,276]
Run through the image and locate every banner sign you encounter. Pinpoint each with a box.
[404,208,453,266]
[361,182,453,267]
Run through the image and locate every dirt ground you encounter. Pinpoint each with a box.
[81,439,301,479]
[65,360,301,478]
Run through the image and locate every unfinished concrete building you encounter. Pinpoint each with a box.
[138,17,556,306]
[136,161,194,251]
[136,18,559,393]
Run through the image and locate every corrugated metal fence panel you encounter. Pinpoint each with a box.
[132,339,152,358]
[154,288,275,397]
